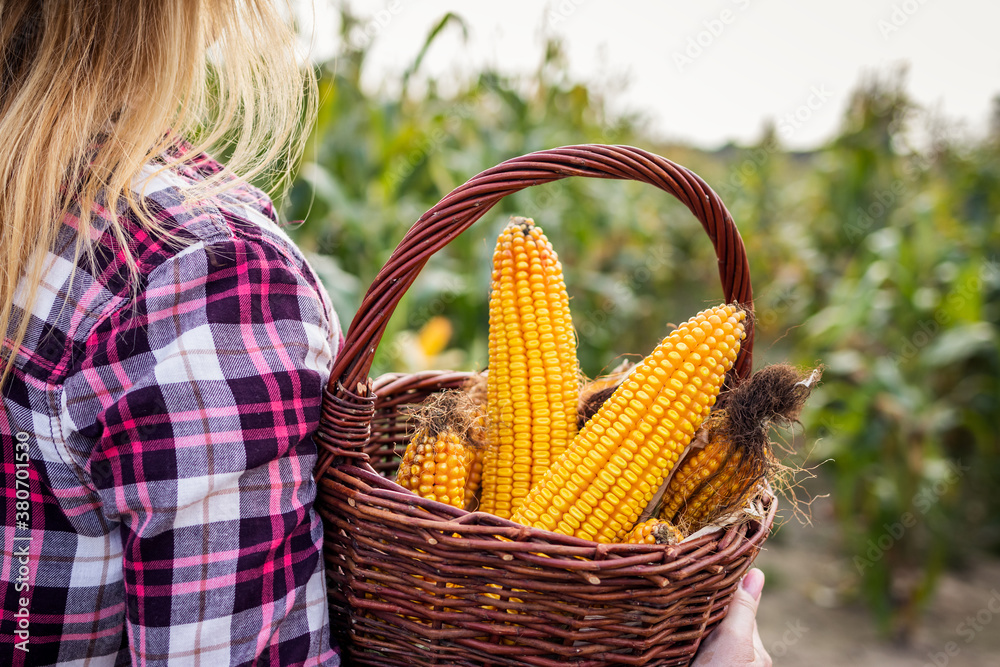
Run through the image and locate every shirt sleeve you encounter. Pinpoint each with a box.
[71,235,340,666]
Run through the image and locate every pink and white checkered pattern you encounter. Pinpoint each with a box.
[2,139,342,666]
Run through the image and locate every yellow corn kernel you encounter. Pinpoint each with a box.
[483,217,579,518]
[512,304,746,543]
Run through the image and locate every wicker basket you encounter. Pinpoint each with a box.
[313,145,774,666]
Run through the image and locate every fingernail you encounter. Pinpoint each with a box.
[741,568,764,601]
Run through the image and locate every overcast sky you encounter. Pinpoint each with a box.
[296,0,999,149]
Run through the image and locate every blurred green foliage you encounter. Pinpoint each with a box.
[275,8,999,642]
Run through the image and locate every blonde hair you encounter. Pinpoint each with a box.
[0,0,317,390]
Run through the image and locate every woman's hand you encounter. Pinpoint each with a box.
[692,568,772,666]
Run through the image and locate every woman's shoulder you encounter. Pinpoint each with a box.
[82,138,321,296]
[60,137,338,342]
[131,138,298,260]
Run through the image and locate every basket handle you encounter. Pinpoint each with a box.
[319,145,753,463]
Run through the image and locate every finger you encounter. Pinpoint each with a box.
[723,568,765,638]
[743,568,765,601]
[691,569,767,666]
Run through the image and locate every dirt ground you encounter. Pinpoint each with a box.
[752,490,1000,666]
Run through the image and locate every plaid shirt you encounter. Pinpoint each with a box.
[1,140,342,665]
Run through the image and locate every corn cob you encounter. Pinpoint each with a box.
[658,412,742,523]
[622,518,685,545]
[396,429,475,509]
[659,364,820,531]
[482,216,579,519]
[677,470,760,529]
[662,422,762,531]
[666,450,749,529]
[512,303,746,543]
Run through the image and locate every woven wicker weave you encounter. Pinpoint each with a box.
[313,145,774,666]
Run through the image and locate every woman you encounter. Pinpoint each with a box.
[0,2,768,665]
[2,2,336,664]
